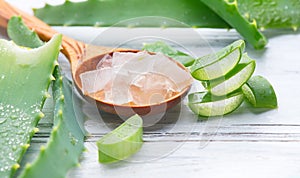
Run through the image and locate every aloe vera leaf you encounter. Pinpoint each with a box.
[142,41,195,67]
[7,16,44,48]
[0,34,62,177]
[237,0,300,30]
[33,0,229,28]
[7,16,85,178]
[200,0,267,49]
[19,67,85,178]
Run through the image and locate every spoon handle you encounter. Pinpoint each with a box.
[0,0,85,62]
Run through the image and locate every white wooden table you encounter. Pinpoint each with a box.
[2,1,300,178]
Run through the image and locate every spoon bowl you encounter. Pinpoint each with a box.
[0,0,192,117]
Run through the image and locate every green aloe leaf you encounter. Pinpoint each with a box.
[33,0,229,28]
[7,16,85,178]
[200,0,267,49]
[142,41,195,67]
[33,0,300,30]
[0,28,62,177]
[237,0,300,30]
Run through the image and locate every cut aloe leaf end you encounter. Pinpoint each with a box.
[7,16,85,178]
[188,91,244,117]
[205,53,256,96]
[142,41,195,67]
[191,40,245,81]
[97,114,143,164]
[242,75,277,108]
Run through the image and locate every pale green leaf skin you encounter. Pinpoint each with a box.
[7,16,85,178]
[0,31,62,177]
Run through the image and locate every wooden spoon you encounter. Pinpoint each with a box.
[0,0,191,116]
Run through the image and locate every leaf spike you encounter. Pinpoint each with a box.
[228,0,237,7]
[12,163,20,170]
[292,25,298,31]
[44,91,51,98]
[50,75,56,81]
[54,60,59,66]
[60,95,65,101]
[75,163,81,167]
[250,19,257,28]
[38,112,45,119]
[33,127,39,134]
[40,145,46,152]
[243,12,250,19]
[52,126,59,133]
[24,163,31,170]
[22,144,30,150]
[58,109,63,117]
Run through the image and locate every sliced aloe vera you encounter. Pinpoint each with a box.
[7,16,85,178]
[188,91,244,117]
[142,41,195,67]
[205,54,256,96]
[0,34,62,177]
[191,40,245,81]
[242,75,277,108]
[97,114,143,164]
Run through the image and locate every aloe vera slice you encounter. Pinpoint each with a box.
[142,41,195,67]
[191,40,245,81]
[242,75,277,108]
[7,16,85,178]
[205,54,256,96]
[188,91,244,117]
[0,33,62,177]
[97,114,143,164]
